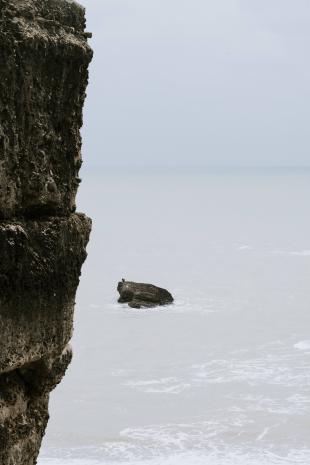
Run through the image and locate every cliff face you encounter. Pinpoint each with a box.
[0,0,92,218]
[0,1,92,463]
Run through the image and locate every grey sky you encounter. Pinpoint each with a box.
[81,0,310,167]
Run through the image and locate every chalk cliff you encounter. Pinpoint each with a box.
[0,0,92,463]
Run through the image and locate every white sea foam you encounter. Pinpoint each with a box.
[237,245,253,251]
[290,250,310,256]
[228,393,310,416]
[124,377,190,394]
[189,341,310,388]
[38,447,310,465]
[271,249,310,257]
[294,340,310,350]
[39,461,98,465]
[166,297,217,314]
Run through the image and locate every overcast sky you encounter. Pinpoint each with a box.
[81,0,310,167]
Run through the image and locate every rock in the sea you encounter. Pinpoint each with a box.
[117,280,174,308]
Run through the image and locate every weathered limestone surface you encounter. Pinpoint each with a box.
[0,214,91,374]
[0,0,92,217]
[0,0,92,463]
[0,347,72,465]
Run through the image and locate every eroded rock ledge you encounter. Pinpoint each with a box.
[0,0,92,463]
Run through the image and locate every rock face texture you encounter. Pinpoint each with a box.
[0,1,92,463]
[0,0,92,218]
[117,280,174,309]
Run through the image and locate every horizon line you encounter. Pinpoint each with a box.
[80,163,310,170]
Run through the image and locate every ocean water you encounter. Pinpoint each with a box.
[38,167,310,465]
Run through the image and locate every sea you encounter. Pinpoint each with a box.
[38,167,310,465]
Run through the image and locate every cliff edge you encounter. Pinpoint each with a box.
[0,0,92,463]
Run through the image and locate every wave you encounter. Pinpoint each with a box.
[38,447,310,465]
[294,340,310,351]
[123,377,190,394]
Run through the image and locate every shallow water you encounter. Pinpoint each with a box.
[39,168,310,465]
